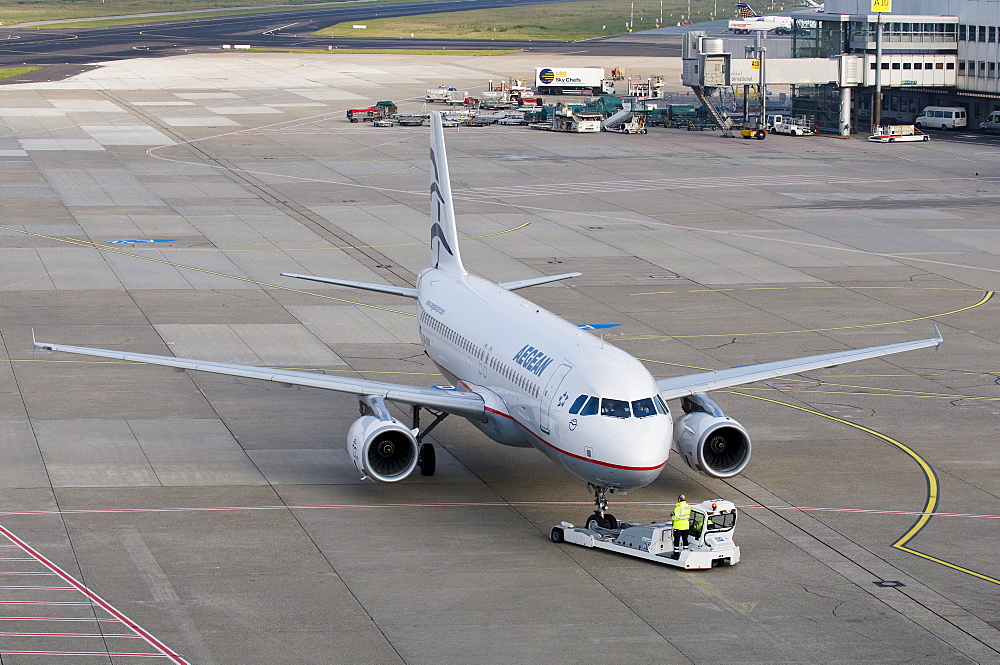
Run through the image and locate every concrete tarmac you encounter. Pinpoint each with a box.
[0,52,997,664]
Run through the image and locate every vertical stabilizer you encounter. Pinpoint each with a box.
[735,2,758,17]
[429,111,466,274]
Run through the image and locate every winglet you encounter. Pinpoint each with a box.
[933,324,943,347]
[429,111,466,275]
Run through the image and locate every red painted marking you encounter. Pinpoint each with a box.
[0,631,140,638]
[0,502,996,520]
[0,617,121,622]
[0,601,95,606]
[0,524,190,664]
[0,650,166,657]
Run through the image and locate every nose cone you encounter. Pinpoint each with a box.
[587,426,671,489]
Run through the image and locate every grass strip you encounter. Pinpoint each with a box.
[0,67,42,81]
[247,47,520,55]
[4,0,442,29]
[315,0,729,41]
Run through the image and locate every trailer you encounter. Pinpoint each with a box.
[550,500,740,570]
[868,124,930,142]
[426,86,467,103]
[535,67,615,96]
[346,101,396,123]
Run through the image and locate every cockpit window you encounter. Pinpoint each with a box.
[654,394,669,415]
[631,398,656,418]
[568,395,588,414]
[601,398,631,418]
[580,396,599,416]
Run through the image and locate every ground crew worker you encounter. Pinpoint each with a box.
[672,494,691,552]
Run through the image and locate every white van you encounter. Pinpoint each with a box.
[914,106,967,130]
[980,111,1000,133]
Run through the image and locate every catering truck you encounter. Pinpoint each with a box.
[535,67,615,95]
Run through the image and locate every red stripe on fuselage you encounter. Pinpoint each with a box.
[427,357,667,472]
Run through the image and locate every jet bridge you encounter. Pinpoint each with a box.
[682,31,864,136]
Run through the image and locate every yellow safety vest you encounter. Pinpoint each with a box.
[672,501,691,530]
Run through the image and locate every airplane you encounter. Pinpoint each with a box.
[729,3,795,34]
[34,111,943,530]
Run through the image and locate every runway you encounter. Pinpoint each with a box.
[0,51,997,663]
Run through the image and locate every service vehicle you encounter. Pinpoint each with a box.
[868,124,930,142]
[979,110,1000,133]
[551,500,741,570]
[372,119,395,127]
[914,106,967,130]
[535,67,615,95]
[530,104,602,133]
[768,114,815,136]
[740,127,768,139]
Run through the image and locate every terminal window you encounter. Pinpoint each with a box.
[991,27,997,43]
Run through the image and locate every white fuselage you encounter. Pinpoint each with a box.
[416,267,672,490]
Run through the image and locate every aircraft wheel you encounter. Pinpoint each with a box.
[605,514,619,529]
[586,513,610,530]
[418,442,436,476]
[550,527,564,543]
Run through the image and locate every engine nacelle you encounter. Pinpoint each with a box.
[673,394,752,478]
[347,415,419,483]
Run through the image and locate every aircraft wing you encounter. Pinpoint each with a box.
[33,340,486,420]
[656,328,943,400]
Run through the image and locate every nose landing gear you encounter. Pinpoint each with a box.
[585,484,619,530]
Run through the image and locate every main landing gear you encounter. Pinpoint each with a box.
[585,484,620,530]
[412,405,448,477]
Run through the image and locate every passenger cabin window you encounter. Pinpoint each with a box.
[569,395,588,414]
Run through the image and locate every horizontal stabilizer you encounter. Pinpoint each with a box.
[499,272,581,291]
[281,273,417,299]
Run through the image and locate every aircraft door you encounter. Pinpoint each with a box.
[480,344,492,378]
[539,363,572,435]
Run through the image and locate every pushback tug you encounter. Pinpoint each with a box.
[551,500,740,569]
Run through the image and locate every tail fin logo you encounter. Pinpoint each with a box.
[430,222,454,261]
[736,2,757,17]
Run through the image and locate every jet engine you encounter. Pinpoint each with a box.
[672,393,752,479]
[348,415,419,483]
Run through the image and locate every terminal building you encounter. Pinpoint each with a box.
[791,0,1000,131]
